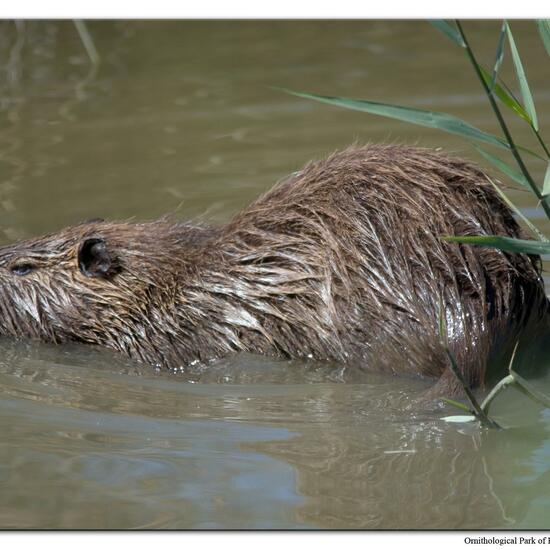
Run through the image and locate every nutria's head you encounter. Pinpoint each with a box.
[0,219,214,357]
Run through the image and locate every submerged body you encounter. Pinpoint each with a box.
[0,146,547,392]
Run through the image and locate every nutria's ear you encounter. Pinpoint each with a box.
[78,238,112,278]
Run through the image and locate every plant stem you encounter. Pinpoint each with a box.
[444,347,501,429]
[482,372,550,418]
[74,20,100,67]
[485,175,549,241]
[533,128,550,159]
[481,374,515,416]
[456,20,550,221]
[509,372,550,408]
[495,74,550,158]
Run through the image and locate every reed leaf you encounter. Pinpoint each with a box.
[444,235,550,255]
[510,371,550,409]
[280,89,509,150]
[430,20,466,47]
[485,175,548,242]
[479,66,531,124]
[505,22,538,131]
[536,20,550,57]
[442,415,476,423]
[442,398,473,413]
[543,161,550,198]
[473,145,529,189]
[490,23,506,92]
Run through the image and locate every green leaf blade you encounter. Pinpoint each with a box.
[473,145,529,189]
[483,174,548,242]
[442,398,472,413]
[505,22,539,131]
[510,371,550,409]
[442,415,476,424]
[543,162,550,198]
[490,22,506,92]
[280,89,510,150]
[479,66,532,124]
[536,20,550,57]
[443,235,550,255]
[430,20,466,47]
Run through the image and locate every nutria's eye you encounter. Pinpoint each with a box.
[10,263,35,276]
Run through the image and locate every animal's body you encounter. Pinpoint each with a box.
[0,146,547,393]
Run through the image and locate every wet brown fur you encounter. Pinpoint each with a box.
[0,145,547,393]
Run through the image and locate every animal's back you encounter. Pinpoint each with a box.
[0,145,546,394]
[221,145,547,391]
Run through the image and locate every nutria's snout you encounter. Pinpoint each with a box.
[0,144,547,394]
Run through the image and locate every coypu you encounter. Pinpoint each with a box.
[0,145,547,394]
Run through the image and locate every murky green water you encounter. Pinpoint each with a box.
[1,20,550,529]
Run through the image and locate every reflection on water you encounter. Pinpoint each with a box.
[0,396,303,529]
[0,20,550,529]
[2,339,550,529]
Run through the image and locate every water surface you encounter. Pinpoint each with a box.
[1,20,550,529]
